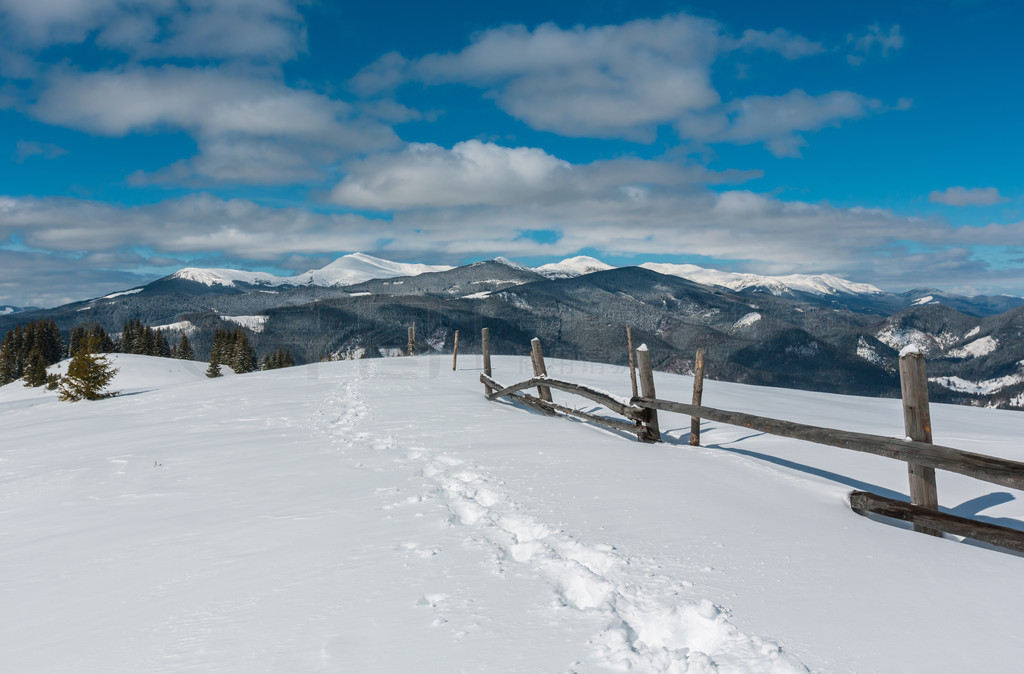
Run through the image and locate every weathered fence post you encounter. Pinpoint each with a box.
[407,324,415,356]
[635,345,661,443]
[626,325,638,399]
[690,348,706,447]
[530,337,553,402]
[452,329,460,371]
[482,327,492,395]
[899,347,940,537]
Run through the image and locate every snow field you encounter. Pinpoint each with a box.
[2,353,1024,672]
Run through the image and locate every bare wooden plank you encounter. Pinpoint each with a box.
[626,325,638,399]
[690,348,705,447]
[452,329,460,371]
[899,350,940,535]
[635,346,660,442]
[507,392,645,435]
[633,397,1024,491]
[530,337,553,403]
[481,327,492,396]
[508,391,558,417]
[850,491,1024,554]
[481,374,643,421]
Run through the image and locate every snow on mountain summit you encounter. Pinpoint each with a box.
[534,256,615,279]
[639,262,883,297]
[298,253,452,286]
[169,253,452,289]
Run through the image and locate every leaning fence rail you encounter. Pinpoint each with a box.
[477,329,1024,552]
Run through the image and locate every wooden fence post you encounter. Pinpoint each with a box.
[452,330,460,371]
[635,345,660,442]
[626,325,638,399]
[482,327,492,395]
[690,348,706,447]
[899,348,940,537]
[530,337,553,402]
[407,325,415,356]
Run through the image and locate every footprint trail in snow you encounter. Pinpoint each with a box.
[321,363,808,673]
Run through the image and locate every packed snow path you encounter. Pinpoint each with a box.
[3,354,1024,672]
[322,360,805,672]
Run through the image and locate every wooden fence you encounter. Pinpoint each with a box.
[477,328,1024,553]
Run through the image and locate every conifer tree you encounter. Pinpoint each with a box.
[58,329,118,401]
[206,358,223,378]
[0,329,17,385]
[174,333,194,360]
[22,346,48,387]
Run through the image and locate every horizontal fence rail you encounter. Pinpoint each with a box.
[483,374,643,421]
[850,491,1024,553]
[475,329,1024,552]
[481,374,647,439]
[632,397,1024,492]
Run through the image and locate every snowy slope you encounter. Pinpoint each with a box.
[640,262,883,297]
[2,355,1024,672]
[169,253,452,288]
[534,256,616,279]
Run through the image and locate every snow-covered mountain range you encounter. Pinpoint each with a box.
[170,252,453,289]
[4,253,1024,410]
[159,252,897,301]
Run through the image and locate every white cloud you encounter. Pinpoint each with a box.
[679,90,883,157]
[2,1,388,185]
[929,186,1010,207]
[847,24,904,65]
[407,16,723,141]
[332,141,572,209]
[728,28,825,60]
[0,0,306,62]
[353,13,885,152]
[30,65,399,183]
[330,141,760,210]
[15,141,67,162]
[5,138,1021,303]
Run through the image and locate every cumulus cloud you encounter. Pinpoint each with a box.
[352,13,887,151]
[679,90,883,157]
[2,1,387,185]
[4,152,1022,305]
[330,140,759,210]
[0,0,306,62]
[929,186,1009,207]
[728,28,825,60]
[30,65,398,183]
[847,24,904,65]
[15,141,67,162]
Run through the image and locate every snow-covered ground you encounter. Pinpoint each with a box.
[2,354,1023,672]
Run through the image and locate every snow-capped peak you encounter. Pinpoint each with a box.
[534,256,615,279]
[300,253,452,287]
[490,257,533,271]
[169,254,452,289]
[639,263,882,297]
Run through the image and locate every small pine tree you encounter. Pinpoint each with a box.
[58,330,118,401]
[206,358,223,378]
[22,346,48,387]
[174,333,194,360]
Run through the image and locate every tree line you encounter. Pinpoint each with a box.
[1,318,294,391]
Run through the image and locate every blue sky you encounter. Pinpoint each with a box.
[1,0,1021,307]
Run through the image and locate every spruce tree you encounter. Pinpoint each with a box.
[206,358,223,378]
[22,346,48,387]
[174,333,194,360]
[0,329,17,385]
[58,330,118,401]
